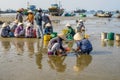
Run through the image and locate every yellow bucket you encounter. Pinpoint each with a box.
[43,40,49,47]
[62,29,68,35]
[84,34,90,39]
[44,35,51,41]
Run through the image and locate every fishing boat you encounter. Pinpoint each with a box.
[79,13,86,17]
[116,13,120,18]
[95,12,112,18]
[63,11,75,17]
[48,2,64,16]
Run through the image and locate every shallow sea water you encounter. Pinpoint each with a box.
[0,17,120,80]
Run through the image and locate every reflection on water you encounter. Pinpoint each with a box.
[73,54,92,72]
[35,39,44,69]
[47,56,66,72]
[101,40,118,47]
[101,40,107,47]
[115,41,120,47]
[25,41,34,58]
[107,40,114,47]
[43,40,49,48]
[36,39,43,52]
[1,40,11,51]
[13,39,24,55]
[0,38,48,57]
[35,52,43,69]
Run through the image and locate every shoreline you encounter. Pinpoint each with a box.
[0,14,120,80]
[0,14,117,24]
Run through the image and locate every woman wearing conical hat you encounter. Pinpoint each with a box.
[75,19,85,38]
[73,32,93,54]
[14,22,25,37]
[65,23,75,40]
[44,23,53,34]
[0,23,10,37]
[16,9,23,23]
[25,23,34,38]
[26,10,34,24]
[48,33,67,56]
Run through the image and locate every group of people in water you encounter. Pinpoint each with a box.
[0,8,93,56]
[0,8,52,38]
[47,19,93,56]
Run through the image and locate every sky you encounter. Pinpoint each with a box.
[0,0,120,11]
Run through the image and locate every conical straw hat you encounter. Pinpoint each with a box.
[58,33,67,40]
[73,32,83,40]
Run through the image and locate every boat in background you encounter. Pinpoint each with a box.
[94,11,113,18]
[79,13,86,17]
[115,13,120,18]
[74,9,87,13]
[62,11,75,17]
[48,1,64,16]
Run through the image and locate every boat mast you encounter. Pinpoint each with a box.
[27,1,30,9]
[58,0,62,8]
[55,0,57,4]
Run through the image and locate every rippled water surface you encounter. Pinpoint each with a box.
[0,17,120,80]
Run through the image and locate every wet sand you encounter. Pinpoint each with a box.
[0,17,120,80]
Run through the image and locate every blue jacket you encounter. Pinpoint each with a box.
[0,26,10,37]
[76,39,93,52]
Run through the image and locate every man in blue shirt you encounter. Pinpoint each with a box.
[73,33,93,54]
[34,8,43,38]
